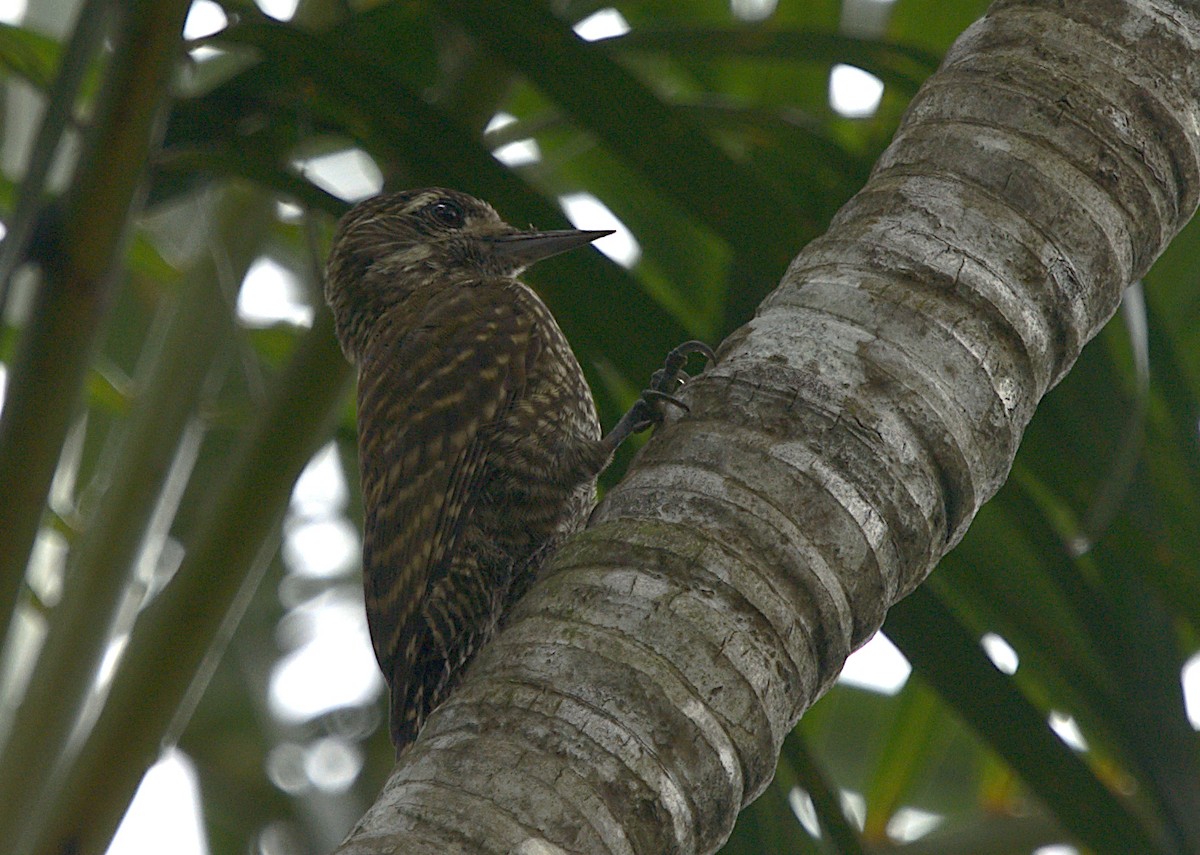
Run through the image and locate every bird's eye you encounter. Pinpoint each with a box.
[428,200,466,228]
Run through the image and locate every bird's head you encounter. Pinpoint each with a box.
[325,188,611,363]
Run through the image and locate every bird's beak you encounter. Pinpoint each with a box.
[486,228,614,267]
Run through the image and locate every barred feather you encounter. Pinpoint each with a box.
[326,189,612,753]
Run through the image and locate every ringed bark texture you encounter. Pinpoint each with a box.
[337,1,1200,853]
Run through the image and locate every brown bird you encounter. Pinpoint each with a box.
[325,188,711,754]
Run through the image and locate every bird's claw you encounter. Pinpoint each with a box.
[605,340,716,450]
[647,339,716,401]
[641,388,690,415]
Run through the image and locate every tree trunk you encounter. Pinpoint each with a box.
[335,0,1200,852]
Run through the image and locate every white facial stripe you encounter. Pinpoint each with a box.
[400,192,441,215]
[381,243,433,266]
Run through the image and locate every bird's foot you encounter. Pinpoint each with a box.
[604,340,716,450]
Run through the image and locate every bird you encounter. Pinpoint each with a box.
[324,188,712,755]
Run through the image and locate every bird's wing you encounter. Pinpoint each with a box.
[355,287,537,746]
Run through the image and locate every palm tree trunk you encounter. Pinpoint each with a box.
[335,1,1200,852]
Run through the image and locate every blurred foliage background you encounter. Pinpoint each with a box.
[0,0,1198,853]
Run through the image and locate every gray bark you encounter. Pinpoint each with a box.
[335,0,1200,852]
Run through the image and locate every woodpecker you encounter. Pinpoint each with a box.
[325,188,711,754]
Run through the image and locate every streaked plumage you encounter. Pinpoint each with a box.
[325,189,634,754]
